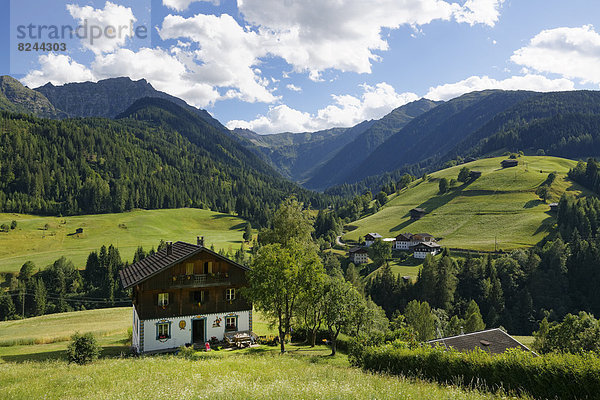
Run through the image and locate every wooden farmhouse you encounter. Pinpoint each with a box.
[364,232,382,247]
[348,246,369,264]
[501,159,518,168]
[549,202,559,212]
[119,239,252,354]
[411,241,441,259]
[410,208,426,220]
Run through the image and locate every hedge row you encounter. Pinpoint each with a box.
[351,344,600,399]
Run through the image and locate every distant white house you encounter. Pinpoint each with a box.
[394,233,436,250]
[348,247,369,264]
[394,233,413,250]
[411,242,441,259]
[364,233,383,247]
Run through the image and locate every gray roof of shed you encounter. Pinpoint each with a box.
[427,328,533,355]
[119,241,248,289]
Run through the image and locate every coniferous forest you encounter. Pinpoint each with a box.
[0,99,334,228]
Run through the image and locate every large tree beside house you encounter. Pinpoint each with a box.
[245,198,325,353]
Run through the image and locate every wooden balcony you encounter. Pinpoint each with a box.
[170,273,230,288]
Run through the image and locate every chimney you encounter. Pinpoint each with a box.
[166,241,173,256]
[197,236,205,247]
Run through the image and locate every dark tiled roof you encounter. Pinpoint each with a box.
[365,233,382,239]
[427,328,533,355]
[119,241,249,289]
[349,246,368,253]
[411,208,426,213]
[396,233,414,241]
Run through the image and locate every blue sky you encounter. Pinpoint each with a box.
[2,0,600,133]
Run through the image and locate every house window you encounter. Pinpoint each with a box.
[158,292,169,307]
[203,261,213,274]
[157,322,171,340]
[225,316,237,332]
[186,263,194,275]
[225,288,236,301]
[192,290,207,303]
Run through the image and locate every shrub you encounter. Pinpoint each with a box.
[66,332,100,365]
[352,344,600,399]
[177,345,197,359]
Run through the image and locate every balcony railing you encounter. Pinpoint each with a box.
[171,273,230,288]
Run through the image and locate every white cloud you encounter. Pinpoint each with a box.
[425,74,575,101]
[226,82,418,133]
[236,0,503,77]
[286,84,302,92]
[454,0,504,27]
[227,105,313,133]
[66,1,136,55]
[159,13,277,103]
[511,25,600,85]
[22,54,94,87]
[163,0,220,12]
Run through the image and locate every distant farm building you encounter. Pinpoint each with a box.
[469,171,482,179]
[410,208,426,220]
[427,328,534,355]
[394,233,414,250]
[501,159,518,168]
[394,232,437,252]
[549,203,559,212]
[411,241,441,259]
[348,247,369,264]
[364,233,383,247]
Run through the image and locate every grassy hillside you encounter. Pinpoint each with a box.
[0,308,516,399]
[0,208,248,273]
[0,307,130,347]
[344,156,587,251]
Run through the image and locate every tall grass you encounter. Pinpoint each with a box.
[0,349,517,400]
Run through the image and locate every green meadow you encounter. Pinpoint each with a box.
[344,156,587,251]
[0,307,525,400]
[0,208,249,273]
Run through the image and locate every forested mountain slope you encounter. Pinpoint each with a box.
[305,98,441,190]
[235,119,375,181]
[352,90,537,181]
[0,98,329,227]
[327,90,600,196]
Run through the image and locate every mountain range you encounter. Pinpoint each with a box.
[2,75,600,199]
